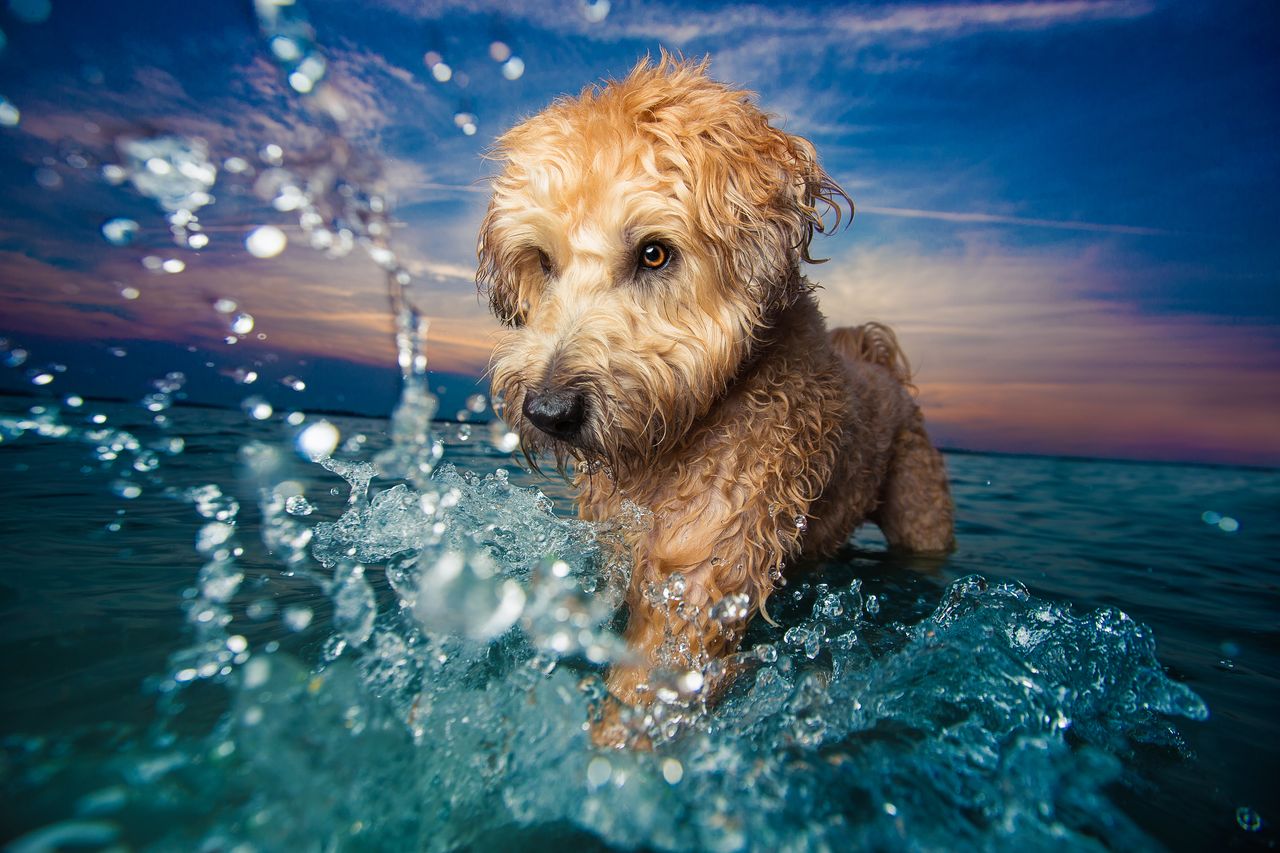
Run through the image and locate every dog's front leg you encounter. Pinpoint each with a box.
[591,513,786,748]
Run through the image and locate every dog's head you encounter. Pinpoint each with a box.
[478,54,850,474]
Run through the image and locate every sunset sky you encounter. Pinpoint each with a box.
[0,0,1277,466]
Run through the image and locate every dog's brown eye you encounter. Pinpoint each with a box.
[638,242,670,271]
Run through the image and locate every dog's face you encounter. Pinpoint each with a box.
[478,57,847,475]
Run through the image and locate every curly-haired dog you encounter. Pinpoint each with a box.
[478,56,954,746]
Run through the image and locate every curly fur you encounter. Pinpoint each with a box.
[477,54,954,747]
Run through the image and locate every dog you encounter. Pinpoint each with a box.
[477,55,954,747]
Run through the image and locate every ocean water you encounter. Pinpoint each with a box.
[0,396,1275,851]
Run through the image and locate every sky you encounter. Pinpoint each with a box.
[0,0,1277,466]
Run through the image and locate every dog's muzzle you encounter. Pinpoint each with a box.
[522,387,587,443]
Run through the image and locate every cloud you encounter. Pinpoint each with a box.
[816,238,1280,465]
[856,205,1171,236]
[370,0,1154,46]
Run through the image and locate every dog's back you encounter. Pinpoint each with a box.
[829,322,914,391]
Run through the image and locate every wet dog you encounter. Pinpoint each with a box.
[477,55,954,746]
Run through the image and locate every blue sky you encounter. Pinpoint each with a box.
[0,0,1277,465]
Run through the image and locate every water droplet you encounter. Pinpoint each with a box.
[488,41,511,62]
[161,258,185,274]
[429,61,452,83]
[661,758,684,785]
[283,605,313,632]
[241,396,273,420]
[581,0,611,22]
[794,514,808,532]
[281,375,306,392]
[34,166,61,189]
[1236,806,1262,832]
[231,313,255,335]
[117,135,217,213]
[587,756,612,789]
[213,298,238,314]
[1218,516,1239,533]
[111,480,142,499]
[0,96,20,127]
[30,372,53,386]
[297,420,339,458]
[101,217,139,246]
[285,494,315,516]
[710,593,751,623]
[246,225,287,258]
[502,57,525,81]
[120,286,140,300]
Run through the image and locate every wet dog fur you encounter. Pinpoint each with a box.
[477,55,954,746]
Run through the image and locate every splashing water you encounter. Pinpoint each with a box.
[0,2,1221,850]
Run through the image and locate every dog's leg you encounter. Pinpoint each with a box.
[873,408,956,553]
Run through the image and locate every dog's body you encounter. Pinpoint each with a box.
[478,56,953,745]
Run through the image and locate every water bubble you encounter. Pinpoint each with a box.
[488,41,511,62]
[661,758,684,785]
[246,225,287,258]
[223,156,250,174]
[281,375,306,392]
[1218,516,1239,533]
[297,420,339,458]
[260,144,284,166]
[161,258,185,274]
[466,393,487,413]
[0,96,19,127]
[794,514,808,532]
[187,232,209,249]
[31,372,53,386]
[64,395,84,407]
[231,313,255,335]
[119,286,140,300]
[213,298,238,314]
[453,112,478,136]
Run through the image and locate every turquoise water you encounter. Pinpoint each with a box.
[1,397,1274,850]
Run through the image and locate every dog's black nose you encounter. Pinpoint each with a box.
[523,388,586,441]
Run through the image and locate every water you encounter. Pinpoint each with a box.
[0,398,1275,851]
[1,3,1276,849]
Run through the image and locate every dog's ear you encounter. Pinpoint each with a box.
[686,96,853,315]
[476,199,524,327]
